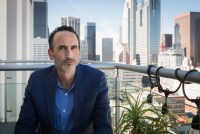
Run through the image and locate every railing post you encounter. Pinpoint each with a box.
[4,72,7,123]
[197,102,200,133]
[115,69,121,134]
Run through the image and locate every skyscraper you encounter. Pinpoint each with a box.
[34,0,48,38]
[175,12,200,67]
[85,22,96,61]
[122,0,161,65]
[61,17,80,38]
[122,0,137,64]
[136,0,161,65]
[102,38,113,62]
[33,0,49,60]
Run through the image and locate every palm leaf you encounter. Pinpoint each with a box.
[112,89,180,134]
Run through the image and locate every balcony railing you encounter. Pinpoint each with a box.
[0,60,200,133]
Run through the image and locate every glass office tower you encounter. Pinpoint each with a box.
[85,22,96,61]
[122,0,160,65]
[102,38,113,62]
[136,0,161,65]
[34,0,48,38]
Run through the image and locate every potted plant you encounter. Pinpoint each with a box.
[113,89,180,134]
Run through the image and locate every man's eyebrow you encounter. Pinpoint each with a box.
[57,44,78,48]
[56,45,67,49]
[58,44,66,47]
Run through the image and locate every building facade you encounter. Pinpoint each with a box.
[0,0,33,122]
[158,48,184,69]
[85,22,96,61]
[33,0,49,60]
[80,40,88,61]
[118,43,130,64]
[136,0,161,65]
[33,38,49,60]
[122,0,161,65]
[102,38,113,62]
[175,12,200,67]
[122,0,137,64]
[160,34,172,52]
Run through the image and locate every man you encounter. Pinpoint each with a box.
[15,25,113,134]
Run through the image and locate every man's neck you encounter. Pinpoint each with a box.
[57,70,75,89]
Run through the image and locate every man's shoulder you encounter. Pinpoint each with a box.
[78,64,104,76]
[31,65,55,77]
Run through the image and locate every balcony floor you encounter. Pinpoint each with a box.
[0,122,15,134]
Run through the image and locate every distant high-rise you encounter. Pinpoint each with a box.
[136,0,161,65]
[122,0,137,64]
[160,34,172,52]
[102,38,113,62]
[33,0,49,60]
[96,55,100,61]
[34,0,48,38]
[61,17,80,38]
[80,40,88,61]
[85,22,96,61]
[158,49,184,68]
[122,0,161,65]
[119,43,130,64]
[175,12,200,67]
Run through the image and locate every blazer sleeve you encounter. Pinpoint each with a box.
[93,73,113,134]
[15,73,38,134]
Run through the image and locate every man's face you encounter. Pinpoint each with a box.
[48,31,80,73]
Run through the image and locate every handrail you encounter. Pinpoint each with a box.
[0,60,200,84]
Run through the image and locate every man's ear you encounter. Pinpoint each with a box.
[48,49,54,60]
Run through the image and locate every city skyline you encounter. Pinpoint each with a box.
[48,0,123,54]
[48,0,200,54]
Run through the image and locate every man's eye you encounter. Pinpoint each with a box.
[59,46,66,50]
[72,46,78,50]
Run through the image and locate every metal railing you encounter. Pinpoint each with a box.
[1,60,200,83]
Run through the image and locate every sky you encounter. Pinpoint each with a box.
[48,0,200,54]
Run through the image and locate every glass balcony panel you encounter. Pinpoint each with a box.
[0,84,5,123]
[6,83,27,122]
[0,68,198,133]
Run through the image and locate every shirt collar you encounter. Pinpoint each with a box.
[57,77,75,91]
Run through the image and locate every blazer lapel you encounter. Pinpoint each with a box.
[44,66,57,128]
[73,64,86,131]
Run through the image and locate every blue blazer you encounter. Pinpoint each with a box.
[15,64,113,134]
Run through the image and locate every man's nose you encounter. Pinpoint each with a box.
[65,49,72,58]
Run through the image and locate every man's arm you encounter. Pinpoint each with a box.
[15,74,38,134]
[93,73,113,134]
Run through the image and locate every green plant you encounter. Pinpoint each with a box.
[113,90,180,134]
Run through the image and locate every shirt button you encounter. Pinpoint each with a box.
[63,109,66,112]
[65,93,67,96]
